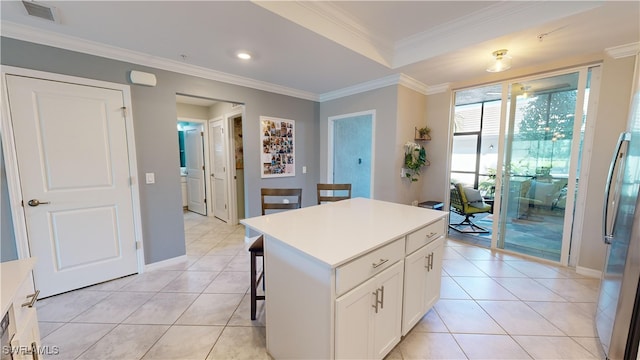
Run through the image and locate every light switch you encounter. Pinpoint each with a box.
[302,166,307,174]
[145,172,155,184]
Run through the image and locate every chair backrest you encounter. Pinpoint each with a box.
[261,188,302,215]
[450,184,465,213]
[317,183,352,204]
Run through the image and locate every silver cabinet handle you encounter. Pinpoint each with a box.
[426,232,438,239]
[372,258,389,268]
[371,286,384,313]
[31,341,39,360]
[22,290,40,308]
[27,199,50,207]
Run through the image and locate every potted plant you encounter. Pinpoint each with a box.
[418,126,431,139]
[404,141,427,182]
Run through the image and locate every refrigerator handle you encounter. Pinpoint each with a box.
[603,132,631,244]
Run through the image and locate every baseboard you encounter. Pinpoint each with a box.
[145,255,188,272]
[576,266,602,279]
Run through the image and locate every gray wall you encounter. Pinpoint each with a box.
[423,90,453,204]
[177,103,209,120]
[577,54,636,271]
[1,37,319,264]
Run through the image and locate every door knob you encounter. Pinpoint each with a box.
[27,199,50,207]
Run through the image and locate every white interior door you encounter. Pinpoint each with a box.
[185,126,206,215]
[6,75,138,297]
[210,120,229,222]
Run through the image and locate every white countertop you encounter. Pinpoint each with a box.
[241,198,447,268]
[1,258,36,315]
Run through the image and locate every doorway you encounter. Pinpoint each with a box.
[328,111,375,198]
[176,96,245,224]
[448,66,599,265]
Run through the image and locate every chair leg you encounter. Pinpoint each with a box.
[250,251,257,320]
[449,214,489,234]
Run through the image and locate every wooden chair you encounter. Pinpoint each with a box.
[317,183,352,204]
[249,188,302,320]
[449,183,492,233]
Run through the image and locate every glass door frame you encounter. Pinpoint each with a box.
[449,65,599,266]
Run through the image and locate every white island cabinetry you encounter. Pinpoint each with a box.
[241,198,447,360]
[1,258,41,360]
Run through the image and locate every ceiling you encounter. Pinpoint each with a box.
[2,1,638,101]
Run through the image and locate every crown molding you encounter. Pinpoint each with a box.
[1,22,318,101]
[319,73,428,102]
[605,42,640,59]
[426,83,451,95]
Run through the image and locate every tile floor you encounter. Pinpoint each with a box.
[37,211,605,359]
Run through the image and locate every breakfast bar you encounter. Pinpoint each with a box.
[241,198,447,359]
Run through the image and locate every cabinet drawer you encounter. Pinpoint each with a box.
[336,238,404,296]
[405,218,444,255]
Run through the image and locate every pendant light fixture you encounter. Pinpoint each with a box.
[486,49,512,73]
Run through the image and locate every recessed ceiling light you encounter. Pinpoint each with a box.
[236,51,252,60]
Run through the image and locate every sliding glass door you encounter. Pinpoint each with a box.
[450,67,597,264]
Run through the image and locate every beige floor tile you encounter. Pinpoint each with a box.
[434,299,504,334]
[384,347,403,359]
[71,291,154,323]
[119,270,183,292]
[453,277,518,300]
[227,294,266,327]
[452,246,502,261]
[77,324,169,360]
[189,255,235,271]
[493,277,566,301]
[470,260,527,277]
[442,246,467,260]
[411,308,449,333]
[176,293,244,325]
[41,322,116,360]
[142,325,224,359]
[534,278,599,302]
[442,259,487,277]
[186,240,217,256]
[398,332,467,359]
[152,256,201,271]
[453,334,532,359]
[123,292,198,324]
[478,301,564,336]
[513,336,600,359]
[37,290,111,322]
[526,301,597,337]
[503,261,561,278]
[38,321,65,338]
[87,274,138,291]
[206,326,270,360]
[224,255,251,272]
[204,271,250,294]
[161,271,220,293]
[571,337,605,359]
[440,276,472,299]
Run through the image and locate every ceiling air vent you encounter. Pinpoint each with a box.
[22,1,57,22]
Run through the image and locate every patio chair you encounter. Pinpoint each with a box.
[449,183,492,233]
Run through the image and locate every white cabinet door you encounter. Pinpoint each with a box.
[335,275,375,359]
[402,245,429,335]
[336,260,404,360]
[424,237,444,310]
[372,260,404,359]
[402,237,444,335]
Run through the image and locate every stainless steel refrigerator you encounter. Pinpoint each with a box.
[596,55,640,360]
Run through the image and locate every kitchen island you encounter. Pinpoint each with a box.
[241,197,447,359]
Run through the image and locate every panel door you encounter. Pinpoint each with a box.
[424,238,444,310]
[210,120,228,222]
[185,126,206,215]
[6,75,138,297]
[335,275,375,359]
[372,260,404,359]
[402,246,429,335]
